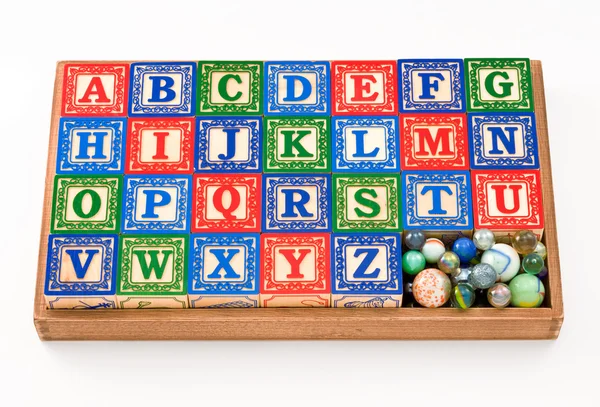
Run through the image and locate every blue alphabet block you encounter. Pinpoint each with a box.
[398,59,466,112]
[129,62,196,116]
[469,113,539,169]
[332,116,399,172]
[56,117,126,174]
[263,174,331,232]
[122,175,191,233]
[264,61,330,115]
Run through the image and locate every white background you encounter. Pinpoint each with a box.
[1,0,598,405]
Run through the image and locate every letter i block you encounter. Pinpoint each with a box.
[263,117,330,172]
[331,234,402,308]
[471,170,544,238]
[117,235,188,308]
[264,61,330,115]
[129,62,197,116]
[331,61,398,115]
[260,234,330,307]
[51,176,121,233]
[402,171,473,237]
[44,235,118,309]
[188,234,259,308]
[464,58,534,112]
[197,61,263,115]
[61,63,129,116]
[192,174,261,232]
[332,174,401,232]
[125,118,194,173]
[400,114,469,170]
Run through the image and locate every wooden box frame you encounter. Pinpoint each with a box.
[33,61,563,340]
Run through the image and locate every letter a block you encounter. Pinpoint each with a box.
[188,234,259,308]
[471,170,544,238]
[464,58,534,112]
[117,235,188,308]
[331,234,403,308]
[331,61,398,115]
[51,175,121,233]
[260,234,330,307]
[263,117,330,172]
[44,235,118,309]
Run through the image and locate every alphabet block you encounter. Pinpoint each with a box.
[332,174,401,232]
[188,234,259,308]
[117,235,188,308]
[331,234,402,307]
[44,235,118,309]
[464,58,534,111]
[468,113,539,169]
[192,174,261,232]
[398,59,466,112]
[331,61,398,115]
[196,117,262,173]
[260,234,330,307]
[51,175,122,233]
[263,174,331,232]
[129,62,196,116]
[61,63,129,116]
[125,118,194,174]
[471,170,544,238]
[264,61,330,115]
[400,113,469,170]
[122,175,191,233]
[56,117,126,174]
[332,116,400,172]
[197,61,262,115]
[263,117,330,172]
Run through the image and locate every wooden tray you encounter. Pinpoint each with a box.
[33,60,563,340]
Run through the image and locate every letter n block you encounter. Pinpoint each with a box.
[331,61,398,115]
[188,234,259,308]
[331,234,403,308]
[471,170,544,238]
[117,235,188,308]
[260,234,330,307]
[44,235,118,309]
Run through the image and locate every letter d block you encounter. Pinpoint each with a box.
[117,235,188,308]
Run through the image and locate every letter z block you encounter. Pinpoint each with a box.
[188,234,259,308]
[331,234,403,308]
[44,235,118,309]
[260,234,330,307]
[117,235,188,308]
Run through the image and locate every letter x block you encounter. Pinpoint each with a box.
[117,235,188,308]
[188,234,259,308]
[471,170,544,238]
[260,234,330,307]
[44,235,118,309]
[331,234,403,308]
[331,61,398,115]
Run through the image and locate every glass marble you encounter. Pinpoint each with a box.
[402,250,426,275]
[412,268,452,308]
[451,283,476,309]
[438,251,460,274]
[537,266,549,279]
[522,253,544,275]
[452,237,477,263]
[534,241,547,261]
[511,230,538,255]
[509,274,545,308]
[404,281,413,295]
[473,229,495,251]
[451,267,472,286]
[421,238,446,263]
[405,229,426,250]
[487,283,512,309]
[481,243,520,283]
[468,263,497,289]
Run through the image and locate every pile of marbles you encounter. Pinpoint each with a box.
[402,229,547,309]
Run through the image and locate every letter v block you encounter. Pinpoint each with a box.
[44,235,118,309]
[117,235,188,308]
[331,234,403,308]
[188,234,259,308]
[260,234,330,307]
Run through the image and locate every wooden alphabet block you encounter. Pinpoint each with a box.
[260,295,330,307]
[190,295,259,308]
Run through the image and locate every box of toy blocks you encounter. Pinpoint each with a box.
[33,59,563,340]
